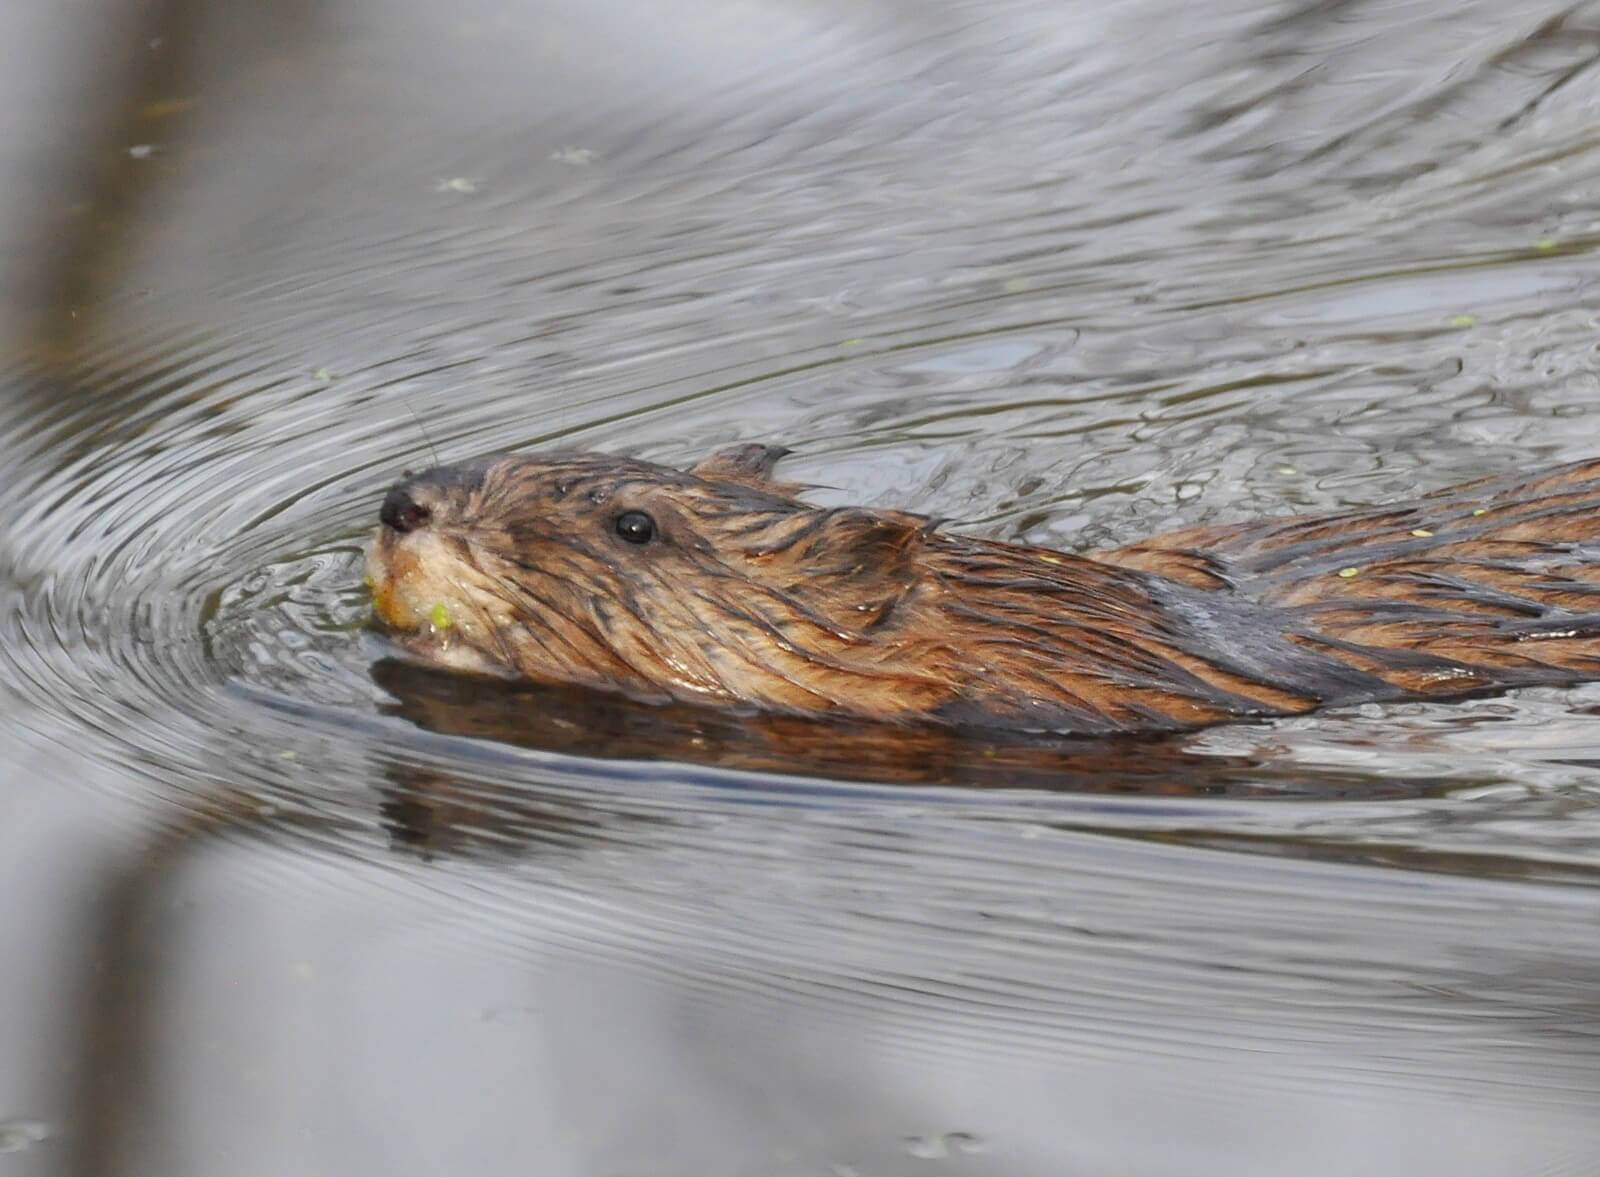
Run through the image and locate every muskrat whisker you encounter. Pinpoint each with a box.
[403,402,443,469]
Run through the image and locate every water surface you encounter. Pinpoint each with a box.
[1,1,1598,1174]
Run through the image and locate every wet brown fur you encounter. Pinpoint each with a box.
[368,446,1600,735]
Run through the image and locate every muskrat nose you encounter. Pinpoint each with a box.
[381,486,433,533]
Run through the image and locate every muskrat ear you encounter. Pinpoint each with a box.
[756,508,929,634]
[751,508,930,579]
[690,444,795,492]
[817,509,929,570]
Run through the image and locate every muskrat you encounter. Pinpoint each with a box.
[368,444,1600,736]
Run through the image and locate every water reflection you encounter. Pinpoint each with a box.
[68,777,1600,1177]
[371,656,1369,798]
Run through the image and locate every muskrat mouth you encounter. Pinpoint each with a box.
[367,529,458,641]
[367,538,517,679]
[365,531,418,632]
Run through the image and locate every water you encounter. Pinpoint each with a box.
[1,1,1599,1174]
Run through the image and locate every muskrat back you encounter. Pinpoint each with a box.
[367,445,1600,735]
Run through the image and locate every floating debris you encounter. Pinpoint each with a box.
[141,97,191,119]
[0,1121,51,1154]
[903,1131,985,1160]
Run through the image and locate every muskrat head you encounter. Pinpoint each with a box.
[368,444,952,715]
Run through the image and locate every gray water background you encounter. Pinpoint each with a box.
[1,1,1599,1174]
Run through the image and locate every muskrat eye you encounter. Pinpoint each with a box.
[613,510,656,545]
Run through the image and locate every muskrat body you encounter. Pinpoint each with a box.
[368,445,1600,736]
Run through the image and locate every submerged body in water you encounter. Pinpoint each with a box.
[367,445,1600,736]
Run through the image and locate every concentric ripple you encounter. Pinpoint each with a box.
[5,293,1600,867]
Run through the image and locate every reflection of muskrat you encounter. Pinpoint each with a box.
[370,656,1431,797]
[368,444,1600,736]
